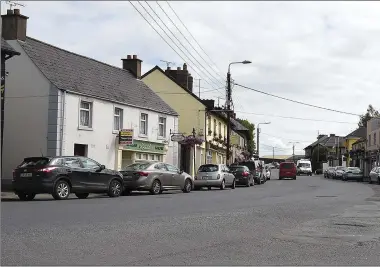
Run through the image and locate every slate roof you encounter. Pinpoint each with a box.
[304,134,345,149]
[1,37,20,55]
[18,37,177,116]
[345,127,366,139]
[231,118,249,132]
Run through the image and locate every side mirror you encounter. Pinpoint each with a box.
[178,170,184,174]
[97,165,105,172]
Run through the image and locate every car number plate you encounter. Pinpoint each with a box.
[202,176,209,180]
[20,173,32,178]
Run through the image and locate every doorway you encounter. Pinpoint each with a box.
[74,143,88,156]
[180,144,191,173]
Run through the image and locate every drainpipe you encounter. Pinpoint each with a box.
[60,90,66,156]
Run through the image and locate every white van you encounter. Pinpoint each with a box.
[296,159,312,176]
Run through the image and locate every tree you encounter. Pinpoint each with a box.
[358,104,379,127]
[311,145,328,171]
[236,118,256,154]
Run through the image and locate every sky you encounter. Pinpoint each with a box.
[2,1,379,156]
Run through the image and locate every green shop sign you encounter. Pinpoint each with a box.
[122,140,165,154]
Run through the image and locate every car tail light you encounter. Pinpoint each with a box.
[40,167,57,173]
[138,172,149,177]
[242,171,249,177]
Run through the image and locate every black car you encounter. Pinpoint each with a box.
[233,161,265,185]
[229,165,254,187]
[12,156,123,201]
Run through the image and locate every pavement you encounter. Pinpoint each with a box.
[1,173,380,266]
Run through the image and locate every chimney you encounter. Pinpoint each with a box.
[2,8,29,41]
[164,62,193,92]
[202,99,215,110]
[330,134,335,137]
[121,54,142,79]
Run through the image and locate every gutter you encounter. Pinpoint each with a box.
[60,90,66,156]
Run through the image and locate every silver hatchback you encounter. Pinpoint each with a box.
[369,167,380,184]
[194,164,236,190]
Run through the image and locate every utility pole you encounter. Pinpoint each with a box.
[257,122,271,159]
[194,78,201,98]
[288,142,300,163]
[226,71,232,165]
[272,147,274,163]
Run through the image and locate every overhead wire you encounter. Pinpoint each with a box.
[234,83,361,117]
[129,1,224,95]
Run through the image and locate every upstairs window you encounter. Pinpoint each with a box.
[80,101,92,128]
[114,108,123,131]
[158,117,166,137]
[140,113,148,135]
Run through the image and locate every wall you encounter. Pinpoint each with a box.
[2,40,50,179]
[63,93,179,169]
[345,137,360,167]
[367,118,380,151]
[142,69,205,140]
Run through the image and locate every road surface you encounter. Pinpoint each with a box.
[2,174,380,265]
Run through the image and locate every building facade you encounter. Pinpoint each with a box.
[366,118,380,169]
[1,9,179,182]
[343,127,366,167]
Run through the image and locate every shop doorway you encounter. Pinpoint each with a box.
[74,143,88,156]
[180,144,191,174]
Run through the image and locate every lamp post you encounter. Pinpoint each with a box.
[226,60,251,165]
[288,141,300,163]
[257,122,271,159]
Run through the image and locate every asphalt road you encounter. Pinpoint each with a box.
[2,173,380,266]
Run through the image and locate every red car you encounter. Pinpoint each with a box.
[279,162,297,180]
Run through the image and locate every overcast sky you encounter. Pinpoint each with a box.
[2,1,379,156]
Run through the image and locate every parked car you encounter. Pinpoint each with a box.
[279,162,297,180]
[333,166,346,179]
[342,167,364,182]
[264,165,271,180]
[325,167,335,178]
[369,167,380,184]
[194,164,236,190]
[228,165,254,187]
[120,162,193,195]
[234,160,265,184]
[12,156,123,201]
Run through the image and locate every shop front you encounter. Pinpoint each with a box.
[116,139,167,170]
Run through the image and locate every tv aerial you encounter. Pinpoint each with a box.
[160,60,175,69]
[6,1,25,10]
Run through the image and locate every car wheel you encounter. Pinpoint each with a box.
[75,193,89,199]
[250,177,255,186]
[257,177,262,185]
[108,179,122,198]
[182,179,192,193]
[231,179,236,189]
[377,178,380,185]
[52,180,70,200]
[17,192,36,201]
[293,176,297,180]
[245,178,250,187]
[220,180,226,190]
[208,186,212,190]
[150,179,162,195]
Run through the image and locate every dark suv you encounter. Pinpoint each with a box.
[233,161,266,185]
[12,156,123,201]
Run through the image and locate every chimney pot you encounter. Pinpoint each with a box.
[183,63,187,70]
[167,66,171,70]
[177,67,181,70]
[121,55,143,79]
[14,9,20,15]
[6,9,13,15]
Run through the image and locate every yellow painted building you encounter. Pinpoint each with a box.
[142,65,231,176]
[344,127,366,167]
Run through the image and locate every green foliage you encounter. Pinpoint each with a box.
[358,104,379,127]
[236,118,256,154]
[311,145,328,170]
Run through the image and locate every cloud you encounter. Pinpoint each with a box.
[2,1,379,156]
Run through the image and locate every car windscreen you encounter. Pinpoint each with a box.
[124,162,151,171]
[281,163,294,169]
[336,167,346,171]
[298,163,310,168]
[347,167,360,172]
[18,157,51,168]
[198,165,219,172]
[229,166,245,171]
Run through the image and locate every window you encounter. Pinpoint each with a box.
[114,108,123,131]
[165,164,179,173]
[369,134,371,146]
[155,155,161,161]
[374,133,377,145]
[140,113,148,135]
[218,122,222,136]
[149,154,155,161]
[224,125,226,137]
[207,116,211,135]
[142,154,148,160]
[136,153,141,160]
[81,158,100,169]
[154,163,167,170]
[64,157,82,168]
[198,164,218,172]
[158,117,166,137]
[80,101,92,128]
[213,119,217,135]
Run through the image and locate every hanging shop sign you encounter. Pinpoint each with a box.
[119,129,134,145]
[171,134,185,142]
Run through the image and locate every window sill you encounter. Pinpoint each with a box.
[78,126,93,131]
[138,134,148,139]
[157,136,166,140]
[112,130,119,135]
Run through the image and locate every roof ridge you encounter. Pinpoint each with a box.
[24,36,134,76]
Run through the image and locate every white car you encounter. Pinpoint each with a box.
[369,167,380,184]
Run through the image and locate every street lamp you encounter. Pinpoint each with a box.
[257,122,271,158]
[226,60,252,165]
[288,141,300,163]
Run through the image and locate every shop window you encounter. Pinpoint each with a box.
[136,153,141,160]
[150,154,155,161]
[156,154,161,161]
[142,154,148,160]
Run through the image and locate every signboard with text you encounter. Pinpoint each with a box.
[119,129,133,145]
